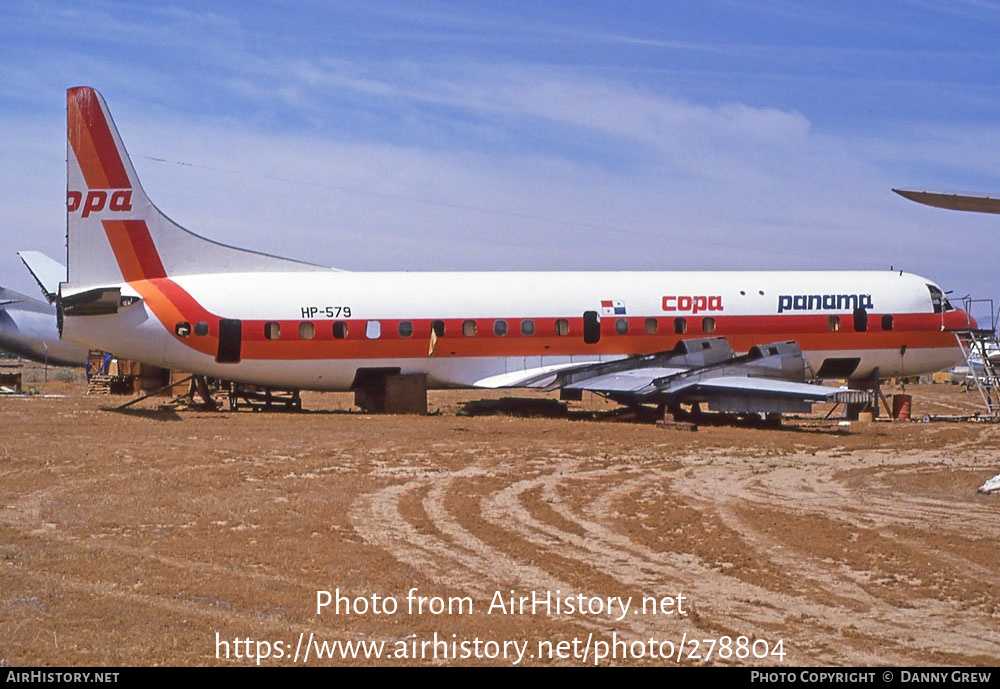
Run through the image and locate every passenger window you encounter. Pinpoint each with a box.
[555,319,569,336]
[644,318,658,335]
[615,318,629,335]
[265,321,280,340]
[463,320,477,337]
[882,314,893,331]
[494,320,508,336]
[398,321,413,338]
[366,321,381,339]
[299,322,315,340]
[702,317,716,334]
[828,315,840,332]
[194,321,209,336]
[674,317,686,334]
[175,322,191,337]
[521,319,535,336]
[432,320,445,337]
[333,321,348,339]
[853,308,868,333]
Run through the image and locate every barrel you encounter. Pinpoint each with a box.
[892,394,912,420]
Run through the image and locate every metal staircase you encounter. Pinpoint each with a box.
[950,298,1000,419]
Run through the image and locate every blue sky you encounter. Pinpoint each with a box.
[2,1,1000,321]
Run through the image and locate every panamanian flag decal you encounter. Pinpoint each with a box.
[601,300,626,315]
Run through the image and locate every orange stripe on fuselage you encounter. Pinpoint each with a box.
[99,214,217,354]
[129,279,218,357]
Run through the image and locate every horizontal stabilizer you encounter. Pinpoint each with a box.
[18,251,66,303]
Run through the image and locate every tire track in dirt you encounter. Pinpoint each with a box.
[351,442,1000,664]
[668,450,1000,664]
[347,452,840,661]
[479,457,916,663]
[351,454,719,647]
[352,463,577,604]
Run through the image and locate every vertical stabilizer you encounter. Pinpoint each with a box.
[65,87,330,290]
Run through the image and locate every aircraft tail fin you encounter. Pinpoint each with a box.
[65,86,329,291]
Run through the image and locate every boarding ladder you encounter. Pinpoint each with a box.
[950,298,1000,419]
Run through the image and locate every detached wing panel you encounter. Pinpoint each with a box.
[668,377,866,414]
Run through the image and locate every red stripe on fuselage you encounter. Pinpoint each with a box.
[124,277,965,362]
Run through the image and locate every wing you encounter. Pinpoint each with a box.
[0,286,47,311]
[893,188,1000,215]
[486,337,868,414]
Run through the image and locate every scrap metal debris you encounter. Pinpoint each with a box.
[978,473,1000,494]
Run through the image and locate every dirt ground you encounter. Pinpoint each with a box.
[1,362,998,666]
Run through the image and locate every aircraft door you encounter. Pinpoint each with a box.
[583,311,601,344]
[216,318,242,363]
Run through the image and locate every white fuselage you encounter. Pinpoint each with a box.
[61,269,969,391]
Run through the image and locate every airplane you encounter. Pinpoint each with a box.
[53,86,974,418]
[0,284,87,367]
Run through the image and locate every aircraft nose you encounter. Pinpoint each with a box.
[944,309,977,330]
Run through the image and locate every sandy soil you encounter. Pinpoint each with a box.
[1,366,998,666]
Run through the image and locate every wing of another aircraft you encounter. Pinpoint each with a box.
[893,189,1000,215]
[0,286,37,310]
[476,337,868,415]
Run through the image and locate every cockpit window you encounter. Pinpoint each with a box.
[927,285,953,314]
